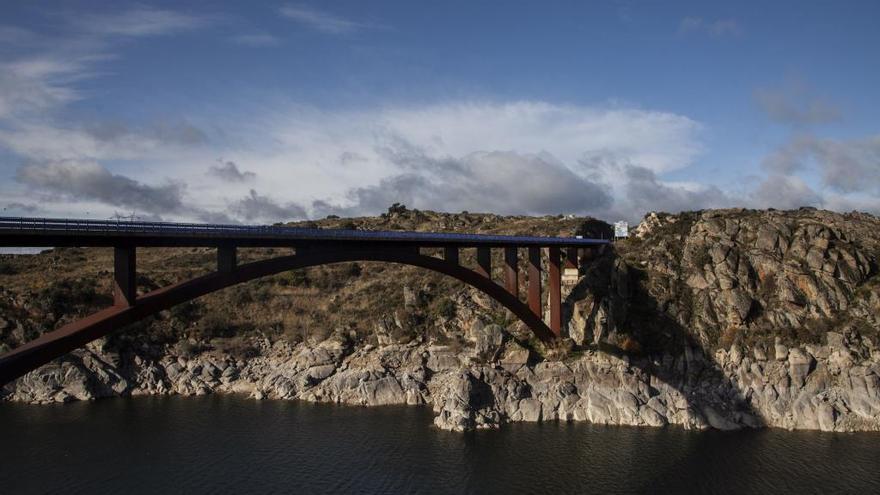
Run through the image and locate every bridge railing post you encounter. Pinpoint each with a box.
[527,246,542,318]
[113,246,136,307]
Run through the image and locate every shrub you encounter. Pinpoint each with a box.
[718,326,740,349]
[170,301,201,326]
[39,278,109,318]
[178,341,209,358]
[194,312,235,340]
[387,203,407,215]
[619,336,643,354]
[695,249,713,268]
[216,338,261,359]
[435,298,457,319]
[287,270,310,287]
[346,263,362,278]
[0,261,18,275]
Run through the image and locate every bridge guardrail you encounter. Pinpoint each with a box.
[0,216,610,246]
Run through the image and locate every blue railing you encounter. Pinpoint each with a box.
[0,216,609,246]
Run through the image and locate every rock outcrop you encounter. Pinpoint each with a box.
[5,327,879,432]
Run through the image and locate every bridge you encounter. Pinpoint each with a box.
[0,217,609,385]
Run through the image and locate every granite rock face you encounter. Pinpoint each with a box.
[4,329,879,433]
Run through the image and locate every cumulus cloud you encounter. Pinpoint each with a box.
[763,134,880,194]
[232,189,307,222]
[3,202,40,214]
[16,160,185,216]
[0,95,709,221]
[754,82,841,126]
[678,17,742,37]
[618,165,734,216]
[279,4,373,34]
[0,119,211,163]
[750,174,822,210]
[314,149,612,217]
[209,160,256,182]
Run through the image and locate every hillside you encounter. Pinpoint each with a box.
[2,206,879,432]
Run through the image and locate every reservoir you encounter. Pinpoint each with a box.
[1,396,878,494]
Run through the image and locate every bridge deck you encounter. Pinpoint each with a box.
[0,217,609,248]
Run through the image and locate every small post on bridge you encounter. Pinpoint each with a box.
[527,247,542,318]
[113,246,136,307]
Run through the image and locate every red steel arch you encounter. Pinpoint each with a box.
[0,249,555,385]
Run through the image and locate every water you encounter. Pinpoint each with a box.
[1,396,878,494]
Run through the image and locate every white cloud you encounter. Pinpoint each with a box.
[2,97,705,221]
[763,134,880,194]
[679,17,742,37]
[209,101,703,217]
[230,33,281,46]
[74,7,208,37]
[0,57,89,119]
[16,159,186,215]
[209,160,256,182]
[0,6,208,121]
[754,80,841,126]
[279,4,374,34]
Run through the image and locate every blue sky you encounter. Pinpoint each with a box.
[1,1,878,222]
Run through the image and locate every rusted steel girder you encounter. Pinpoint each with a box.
[218,246,237,273]
[565,247,578,270]
[443,246,459,265]
[0,247,557,386]
[528,246,542,317]
[476,247,491,278]
[549,246,562,336]
[113,246,136,308]
[504,246,518,297]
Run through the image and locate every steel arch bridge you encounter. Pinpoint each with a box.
[0,217,608,385]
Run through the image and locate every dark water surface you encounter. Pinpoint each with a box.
[1,396,878,494]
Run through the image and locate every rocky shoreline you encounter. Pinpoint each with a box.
[5,325,879,433]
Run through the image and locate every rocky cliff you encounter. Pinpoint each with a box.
[2,207,880,432]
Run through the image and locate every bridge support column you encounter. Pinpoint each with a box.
[113,246,136,307]
[565,247,578,270]
[476,247,491,278]
[549,246,562,336]
[527,247,541,317]
[218,246,237,273]
[504,246,518,297]
[563,247,580,285]
[444,246,459,265]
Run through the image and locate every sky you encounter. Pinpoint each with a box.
[1,1,879,224]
